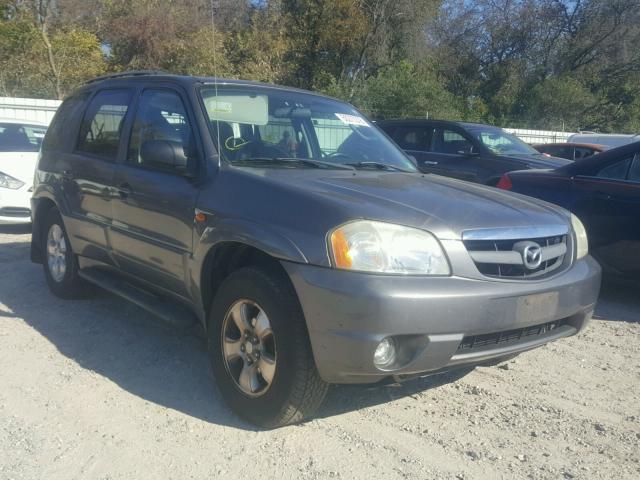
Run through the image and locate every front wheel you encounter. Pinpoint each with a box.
[208,266,328,428]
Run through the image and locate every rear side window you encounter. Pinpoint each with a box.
[432,128,473,154]
[596,156,633,180]
[574,147,595,160]
[77,89,131,160]
[392,126,431,151]
[539,146,558,156]
[43,93,89,152]
[553,146,573,160]
[0,123,47,152]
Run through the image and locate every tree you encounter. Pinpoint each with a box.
[0,1,106,98]
[345,60,460,120]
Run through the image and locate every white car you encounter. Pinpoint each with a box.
[0,118,48,224]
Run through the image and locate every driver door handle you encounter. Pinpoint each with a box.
[423,160,439,166]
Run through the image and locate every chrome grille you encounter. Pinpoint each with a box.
[462,227,571,279]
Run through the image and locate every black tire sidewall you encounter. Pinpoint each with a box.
[207,267,316,427]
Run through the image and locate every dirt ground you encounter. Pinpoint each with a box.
[0,224,638,480]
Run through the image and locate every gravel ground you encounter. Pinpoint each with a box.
[0,224,638,480]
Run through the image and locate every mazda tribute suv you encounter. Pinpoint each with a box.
[31,72,601,427]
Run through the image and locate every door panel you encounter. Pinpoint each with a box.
[110,168,198,294]
[110,88,199,296]
[420,127,475,181]
[62,89,132,264]
[572,155,640,275]
[387,125,433,171]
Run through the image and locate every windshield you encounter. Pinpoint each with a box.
[0,122,47,152]
[466,126,539,156]
[200,86,416,171]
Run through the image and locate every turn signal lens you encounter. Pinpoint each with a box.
[330,228,353,269]
[571,213,589,259]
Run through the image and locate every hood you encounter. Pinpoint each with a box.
[499,153,571,169]
[215,167,570,243]
[0,152,39,183]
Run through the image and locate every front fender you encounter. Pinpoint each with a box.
[193,217,308,265]
[188,217,309,319]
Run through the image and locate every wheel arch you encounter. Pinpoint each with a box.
[30,196,59,264]
[199,241,298,326]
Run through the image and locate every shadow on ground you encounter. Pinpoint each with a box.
[594,279,639,323]
[319,368,473,419]
[0,234,468,430]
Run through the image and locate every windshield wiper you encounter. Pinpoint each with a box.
[345,161,409,172]
[233,157,355,170]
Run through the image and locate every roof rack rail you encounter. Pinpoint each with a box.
[85,70,169,84]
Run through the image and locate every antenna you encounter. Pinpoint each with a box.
[210,0,221,167]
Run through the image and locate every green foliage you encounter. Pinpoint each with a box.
[338,61,460,120]
[0,2,106,98]
[160,28,234,78]
[517,76,596,131]
[52,29,108,96]
[0,0,639,134]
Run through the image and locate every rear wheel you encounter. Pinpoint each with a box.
[42,209,90,298]
[208,266,328,428]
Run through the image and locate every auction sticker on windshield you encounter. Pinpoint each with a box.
[335,113,370,127]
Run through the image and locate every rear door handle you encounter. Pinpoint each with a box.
[423,160,439,166]
[117,183,132,198]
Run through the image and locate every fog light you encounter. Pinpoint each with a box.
[373,337,396,367]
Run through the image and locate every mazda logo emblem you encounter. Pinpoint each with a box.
[513,241,543,270]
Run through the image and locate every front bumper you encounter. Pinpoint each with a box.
[0,186,32,224]
[283,256,601,384]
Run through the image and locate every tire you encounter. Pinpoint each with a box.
[208,266,328,428]
[41,208,90,299]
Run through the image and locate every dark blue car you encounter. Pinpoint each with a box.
[497,141,640,279]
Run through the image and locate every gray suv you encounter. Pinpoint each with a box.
[31,72,601,428]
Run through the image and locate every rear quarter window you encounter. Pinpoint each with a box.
[42,93,89,152]
[596,156,633,180]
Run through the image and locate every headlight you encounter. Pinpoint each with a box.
[0,171,25,190]
[571,213,588,259]
[329,220,450,275]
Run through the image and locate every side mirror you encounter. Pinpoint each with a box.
[140,139,188,172]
